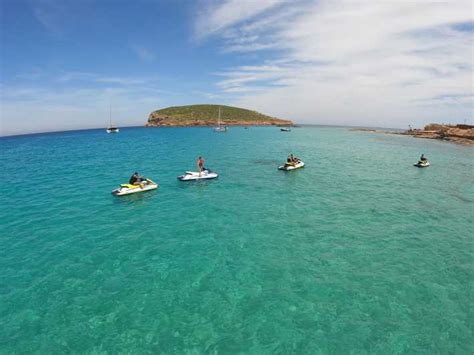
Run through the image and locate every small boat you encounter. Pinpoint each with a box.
[213,107,228,132]
[280,128,291,132]
[278,160,305,171]
[178,169,219,181]
[106,105,119,133]
[112,179,158,196]
[414,160,430,168]
[106,126,119,133]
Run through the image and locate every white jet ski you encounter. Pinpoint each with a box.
[178,169,219,181]
[414,160,430,168]
[112,179,158,196]
[278,160,305,171]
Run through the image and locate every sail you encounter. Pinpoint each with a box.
[214,106,227,132]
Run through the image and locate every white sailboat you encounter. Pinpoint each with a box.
[106,105,119,133]
[213,106,227,132]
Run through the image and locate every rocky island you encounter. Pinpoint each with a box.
[146,104,293,127]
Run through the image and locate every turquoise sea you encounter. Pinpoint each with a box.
[1,126,473,353]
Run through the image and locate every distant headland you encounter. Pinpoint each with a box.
[146,104,293,127]
[352,123,474,146]
[402,124,474,145]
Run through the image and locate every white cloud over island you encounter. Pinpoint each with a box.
[197,0,473,128]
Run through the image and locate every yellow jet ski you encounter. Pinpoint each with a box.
[112,179,158,196]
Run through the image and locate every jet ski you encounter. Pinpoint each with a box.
[280,128,291,132]
[112,179,158,196]
[178,169,219,181]
[414,160,430,168]
[278,160,305,171]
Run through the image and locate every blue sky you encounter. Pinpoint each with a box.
[1,0,473,135]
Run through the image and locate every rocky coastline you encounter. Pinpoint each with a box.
[351,124,474,146]
[400,124,474,145]
[146,117,293,127]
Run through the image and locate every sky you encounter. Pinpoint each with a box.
[0,0,473,136]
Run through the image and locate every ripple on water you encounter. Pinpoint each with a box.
[0,127,472,352]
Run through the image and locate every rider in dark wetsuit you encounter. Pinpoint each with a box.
[129,172,141,185]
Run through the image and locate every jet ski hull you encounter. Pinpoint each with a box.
[414,161,430,168]
[278,161,305,171]
[112,181,158,196]
[178,170,219,181]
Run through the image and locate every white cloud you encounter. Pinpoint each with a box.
[197,0,474,127]
[194,0,285,39]
[0,83,166,136]
[56,71,154,85]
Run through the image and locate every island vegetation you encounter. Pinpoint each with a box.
[146,104,293,127]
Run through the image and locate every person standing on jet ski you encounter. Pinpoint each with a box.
[197,156,205,175]
[420,154,427,161]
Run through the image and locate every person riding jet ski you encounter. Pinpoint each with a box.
[287,153,300,164]
[197,156,205,175]
[414,154,430,167]
[280,154,305,170]
[112,174,158,196]
[178,157,218,181]
[129,172,145,186]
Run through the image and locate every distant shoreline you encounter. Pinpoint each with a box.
[4,124,472,142]
[350,124,474,146]
[146,121,292,127]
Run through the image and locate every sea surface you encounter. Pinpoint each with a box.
[1,126,473,353]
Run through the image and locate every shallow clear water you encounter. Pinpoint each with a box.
[1,126,473,353]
